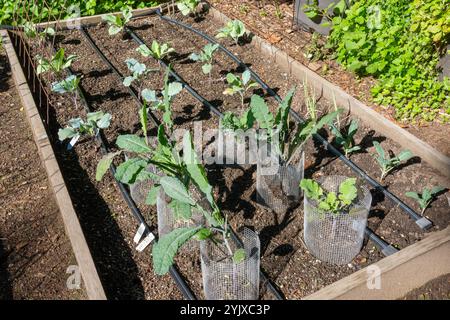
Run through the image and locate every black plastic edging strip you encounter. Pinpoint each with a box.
[46,34,196,301]
[124,26,396,256]
[156,11,431,231]
[124,27,287,300]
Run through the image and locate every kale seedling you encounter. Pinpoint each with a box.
[137,41,175,66]
[189,43,219,79]
[330,119,361,157]
[372,141,413,181]
[216,19,248,46]
[223,70,259,106]
[123,58,157,100]
[141,67,183,132]
[220,108,255,132]
[300,177,358,214]
[102,6,132,35]
[406,186,446,215]
[58,111,111,148]
[36,48,77,78]
[51,74,80,109]
[177,0,200,16]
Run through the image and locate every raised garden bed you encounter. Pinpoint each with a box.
[4,4,450,300]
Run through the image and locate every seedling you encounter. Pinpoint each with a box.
[36,48,77,77]
[330,119,361,157]
[223,70,259,106]
[406,186,446,215]
[137,41,175,65]
[216,19,248,46]
[177,0,200,16]
[58,111,111,149]
[51,74,80,109]
[23,22,55,43]
[102,6,132,35]
[220,108,255,131]
[189,43,219,79]
[123,58,157,100]
[372,141,413,181]
[141,68,183,132]
[300,177,358,215]
[250,87,341,165]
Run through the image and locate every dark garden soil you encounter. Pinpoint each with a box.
[0,49,85,300]
[400,273,450,300]
[17,8,450,300]
[208,0,450,157]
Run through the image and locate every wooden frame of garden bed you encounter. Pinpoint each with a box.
[4,3,449,300]
[207,4,450,178]
[1,30,106,300]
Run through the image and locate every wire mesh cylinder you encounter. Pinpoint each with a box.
[216,129,258,165]
[200,228,260,300]
[129,164,158,205]
[303,175,372,265]
[256,144,304,215]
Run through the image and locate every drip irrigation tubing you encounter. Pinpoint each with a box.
[156,9,432,231]
[80,25,285,300]
[123,26,397,258]
[41,33,196,300]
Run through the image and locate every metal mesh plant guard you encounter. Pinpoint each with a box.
[303,175,372,265]
[216,129,258,165]
[256,144,305,216]
[200,228,260,300]
[130,164,158,205]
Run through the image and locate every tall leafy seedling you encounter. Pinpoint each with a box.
[216,19,248,46]
[141,67,183,133]
[372,141,413,181]
[330,119,361,157]
[189,43,219,81]
[36,48,77,78]
[223,70,258,106]
[250,87,341,165]
[406,186,446,215]
[137,41,175,68]
[123,58,157,100]
[102,6,132,36]
[51,74,80,109]
[58,111,111,149]
[177,0,200,16]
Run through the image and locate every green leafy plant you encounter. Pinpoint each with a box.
[137,41,175,65]
[328,0,450,122]
[36,48,77,77]
[189,43,219,77]
[123,58,157,100]
[51,74,80,108]
[302,0,348,26]
[58,111,112,148]
[405,186,446,215]
[23,22,55,43]
[250,87,341,165]
[176,0,200,16]
[300,177,358,214]
[220,108,255,132]
[223,70,259,106]
[372,141,413,181]
[216,19,248,46]
[102,6,132,35]
[330,119,361,157]
[141,68,183,132]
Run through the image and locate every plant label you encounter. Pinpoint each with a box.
[133,223,146,244]
[136,232,155,252]
[67,134,80,150]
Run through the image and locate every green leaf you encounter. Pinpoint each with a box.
[397,150,413,162]
[373,141,385,159]
[168,82,183,96]
[300,179,323,200]
[250,94,274,130]
[431,186,445,195]
[193,228,212,241]
[160,176,195,205]
[58,127,77,141]
[202,63,212,74]
[169,199,192,221]
[116,134,151,153]
[139,104,148,139]
[115,158,148,184]
[152,226,201,275]
[96,152,120,181]
[338,178,358,205]
[232,248,246,263]
[405,191,421,201]
[145,185,161,205]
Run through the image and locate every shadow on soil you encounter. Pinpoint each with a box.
[0,238,13,300]
[0,52,11,93]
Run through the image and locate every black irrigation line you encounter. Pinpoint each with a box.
[122,21,397,257]
[80,24,286,301]
[156,10,432,231]
[44,34,196,301]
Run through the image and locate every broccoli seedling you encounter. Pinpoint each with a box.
[189,43,219,78]
[102,6,132,36]
[223,70,259,106]
[372,141,413,181]
[216,19,248,46]
[406,186,446,215]
[122,58,157,100]
[137,41,175,66]
[330,119,361,157]
[51,74,80,109]
[36,48,77,77]
[177,0,200,16]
